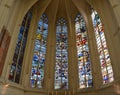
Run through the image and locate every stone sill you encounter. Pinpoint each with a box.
[1,77,120,94]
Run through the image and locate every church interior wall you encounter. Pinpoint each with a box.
[0,0,120,95]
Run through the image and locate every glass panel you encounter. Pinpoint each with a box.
[91,9,114,84]
[9,11,32,83]
[75,14,93,89]
[30,14,48,88]
[54,18,68,90]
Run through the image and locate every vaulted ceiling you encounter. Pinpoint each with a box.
[34,0,91,22]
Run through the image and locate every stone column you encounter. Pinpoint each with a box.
[108,1,120,80]
[65,0,79,91]
[67,19,79,90]
[44,17,56,91]
[109,0,120,26]
[44,0,59,91]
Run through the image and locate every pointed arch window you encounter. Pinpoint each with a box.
[9,11,32,83]
[54,18,68,90]
[91,9,114,84]
[30,14,48,88]
[75,14,93,89]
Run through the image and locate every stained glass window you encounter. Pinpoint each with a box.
[30,14,48,88]
[75,14,93,89]
[91,9,114,84]
[9,11,32,83]
[54,18,68,90]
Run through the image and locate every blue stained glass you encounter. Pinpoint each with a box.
[54,18,68,90]
[9,11,32,83]
[30,14,48,88]
[75,14,93,89]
